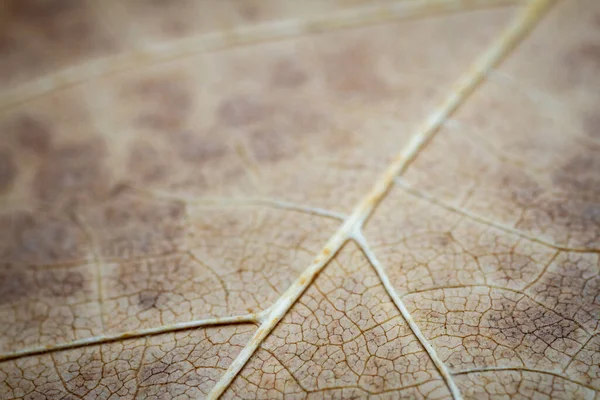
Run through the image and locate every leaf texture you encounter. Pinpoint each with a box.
[0,0,598,399]
[225,242,451,399]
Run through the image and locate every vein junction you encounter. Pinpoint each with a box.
[208,1,556,398]
[0,1,559,399]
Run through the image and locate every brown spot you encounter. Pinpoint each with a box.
[322,42,387,97]
[239,1,260,21]
[248,128,293,163]
[170,130,228,164]
[529,253,600,332]
[482,291,582,354]
[0,211,88,265]
[271,59,308,88]
[127,141,169,184]
[0,266,85,305]
[552,151,600,196]
[1,0,115,84]
[83,192,187,259]
[11,0,109,50]
[162,19,188,37]
[0,149,17,194]
[245,104,322,163]
[217,95,268,127]
[9,0,77,20]
[564,42,600,84]
[133,78,192,132]
[34,139,109,206]
[582,111,600,139]
[138,291,161,310]
[433,232,453,247]
[14,115,53,154]
[39,269,86,298]
[0,266,30,305]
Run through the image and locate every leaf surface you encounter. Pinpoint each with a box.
[0,0,598,399]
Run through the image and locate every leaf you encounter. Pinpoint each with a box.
[0,0,598,399]
[225,242,451,399]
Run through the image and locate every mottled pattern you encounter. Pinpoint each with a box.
[0,325,254,399]
[0,1,598,399]
[225,243,450,399]
[402,0,600,250]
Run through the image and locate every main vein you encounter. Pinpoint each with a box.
[207,1,555,398]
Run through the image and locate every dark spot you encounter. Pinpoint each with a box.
[239,1,259,21]
[248,128,293,163]
[0,266,30,305]
[133,78,192,132]
[582,111,600,139]
[563,42,600,85]
[271,59,308,88]
[138,291,161,310]
[39,269,86,298]
[0,149,17,194]
[4,0,115,65]
[162,19,188,37]
[1,0,105,84]
[14,115,53,154]
[242,103,323,163]
[481,294,524,346]
[34,139,109,206]
[432,232,453,247]
[322,43,387,97]
[528,253,599,331]
[170,130,228,164]
[83,192,187,259]
[217,95,268,127]
[9,0,77,20]
[110,255,199,322]
[0,265,85,305]
[552,151,600,197]
[0,211,88,265]
[127,141,169,184]
[504,172,544,208]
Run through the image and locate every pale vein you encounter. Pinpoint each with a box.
[0,314,258,363]
[129,186,348,221]
[353,232,463,399]
[207,1,554,398]
[395,178,600,253]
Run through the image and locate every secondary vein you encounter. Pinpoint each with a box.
[206,1,556,398]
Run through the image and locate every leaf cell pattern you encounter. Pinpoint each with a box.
[225,242,450,399]
[0,0,598,399]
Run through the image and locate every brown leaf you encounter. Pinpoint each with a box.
[0,1,598,399]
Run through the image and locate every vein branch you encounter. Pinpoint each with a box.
[395,179,600,254]
[207,1,554,398]
[353,231,463,400]
[206,230,352,399]
[0,314,258,363]
[129,186,348,221]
